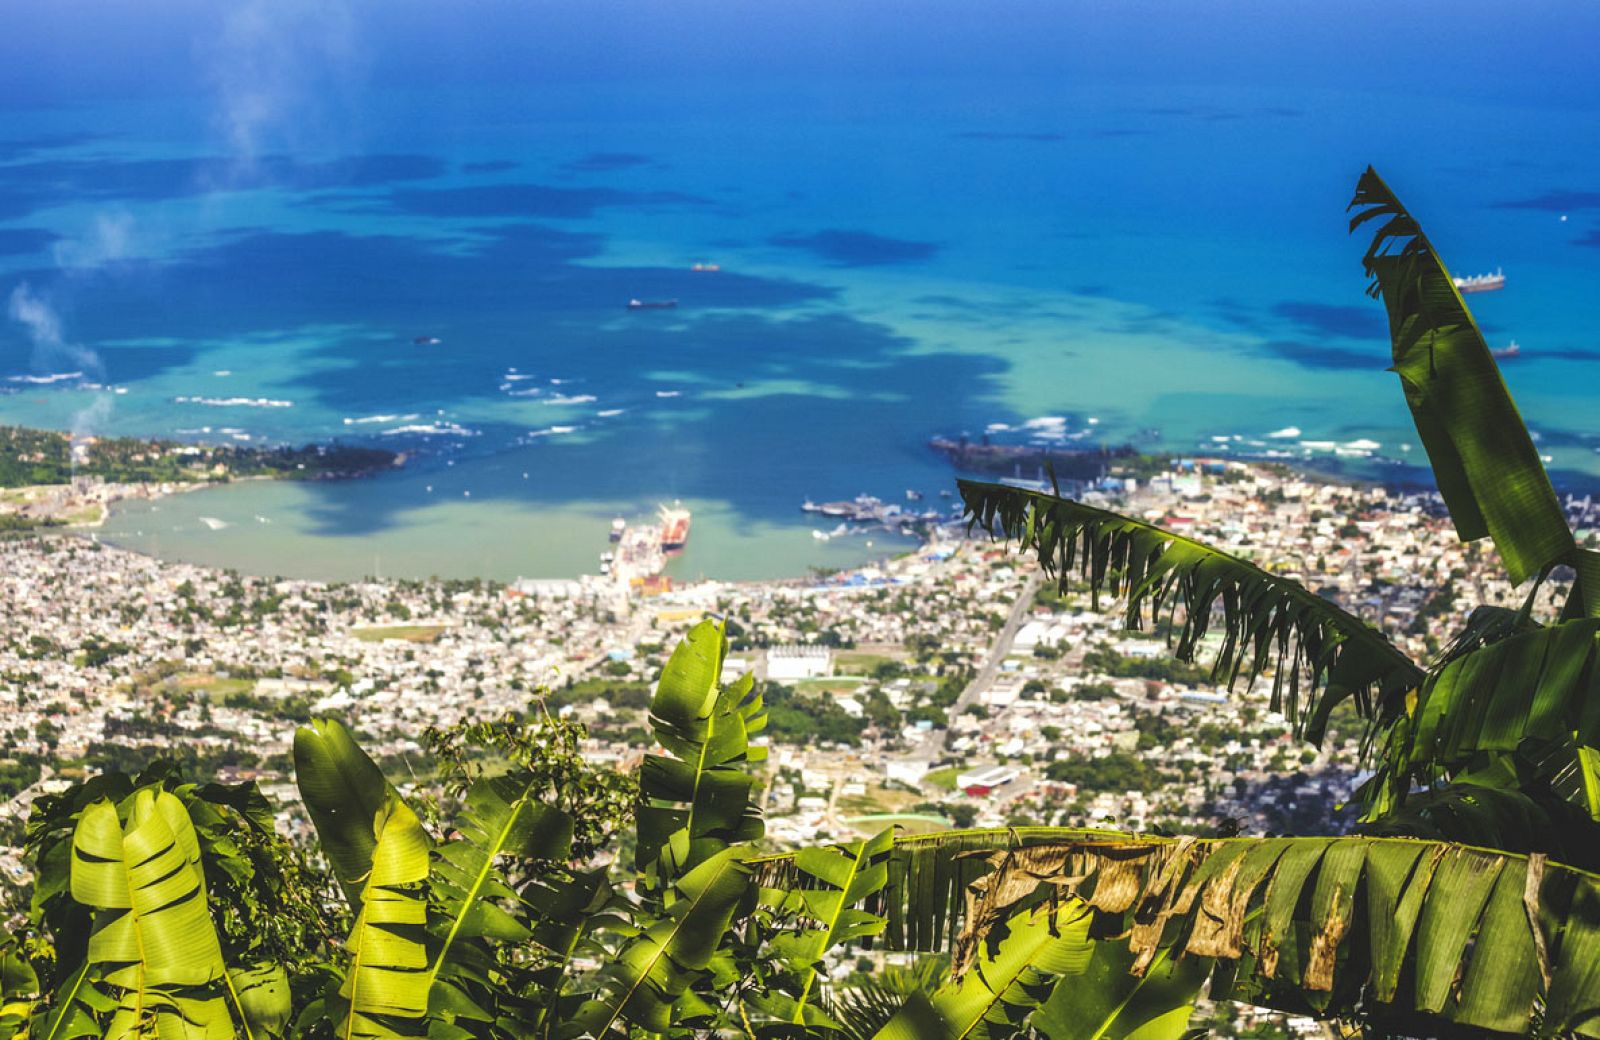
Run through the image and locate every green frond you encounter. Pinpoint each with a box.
[637,618,768,890]
[568,848,753,1038]
[1360,781,1600,868]
[1350,166,1576,587]
[753,827,895,1027]
[959,481,1422,742]
[757,827,1600,1036]
[1371,617,1600,808]
[871,900,1096,1040]
[69,788,234,1039]
[293,719,397,912]
[337,793,432,1039]
[423,773,574,1027]
[821,958,950,1040]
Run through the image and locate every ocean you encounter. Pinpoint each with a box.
[2,2,1598,581]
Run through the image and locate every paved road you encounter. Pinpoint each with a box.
[904,571,1044,765]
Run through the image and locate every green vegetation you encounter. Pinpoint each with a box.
[1043,750,1162,793]
[0,424,397,488]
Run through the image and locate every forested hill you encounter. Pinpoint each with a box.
[0,425,398,487]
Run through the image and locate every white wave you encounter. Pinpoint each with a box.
[175,395,294,408]
[1266,426,1302,439]
[231,433,252,441]
[213,369,232,377]
[504,387,542,397]
[985,422,1012,433]
[8,371,83,384]
[545,393,597,405]
[503,373,536,381]
[596,408,625,417]
[381,422,479,437]
[343,413,419,425]
[528,425,578,438]
[655,390,682,398]
[1022,415,1067,430]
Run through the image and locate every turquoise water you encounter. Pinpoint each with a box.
[2,6,1598,580]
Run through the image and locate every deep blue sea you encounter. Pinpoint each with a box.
[2,2,1598,580]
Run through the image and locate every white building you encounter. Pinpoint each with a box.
[767,644,833,681]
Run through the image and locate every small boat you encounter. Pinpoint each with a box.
[413,335,443,345]
[691,262,720,272]
[905,489,924,501]
[627,299,678,310]
[610,517,626,541]
[600,551,615,564]
[1491,340,1521,360]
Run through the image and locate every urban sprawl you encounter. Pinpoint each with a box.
[5,459,1593,874]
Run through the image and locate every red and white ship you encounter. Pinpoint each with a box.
[659,503,691,553]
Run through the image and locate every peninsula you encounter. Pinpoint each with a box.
[0,425,400,529]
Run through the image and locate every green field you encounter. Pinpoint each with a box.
[924,766,962,792]
[793,677,866,696]
[832,651,902,675]
[174,674,256,698]
[352,624,447,644]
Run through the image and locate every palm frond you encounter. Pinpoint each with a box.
[960,482,1422,742]
[1359,781,1600,869]
[1350,166,1576,586]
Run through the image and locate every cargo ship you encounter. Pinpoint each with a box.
[659,503,691,553]
[1491,340,1521,360]
[1453,268,1505,294]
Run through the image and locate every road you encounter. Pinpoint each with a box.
[904,571,1044,765]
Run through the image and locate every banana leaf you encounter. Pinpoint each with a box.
[756,827,895,1027]
[871,901,1096,1040]
[293,719,396,912]
[566,847,753,1038]
[336,793,432,1039]
[1350,166,1575,586]
[69,789,232,1039]
[637,618,767,890]
[757,828,1600,1037]
[960,483,1422,741]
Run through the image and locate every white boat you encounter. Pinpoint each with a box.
[1453,268,1505,293]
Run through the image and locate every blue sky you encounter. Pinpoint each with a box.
[5,2,1599,110]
